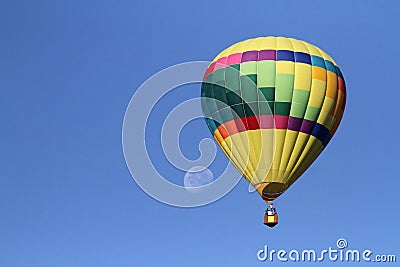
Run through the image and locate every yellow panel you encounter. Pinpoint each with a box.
[251,37,271,51]
[317,110,333,128]
[223,133,255,181]
[258,36,277,50]
[238,37,275,52]
[293,63,312,91]
[271,129,287,183]
[247,130,263,184]
[320,95,335,113]
[276,61,295,75]
[316,46,337,65]
[223,129,275,186]
[288,136,319,180]
[288,38,309,53]
[248,129,275,185]
[235,41,250,55]
[324,114,336,130]
[308,80,327,108]
[282,132,310,182]
[276,37,294,50]
[278,130,299,174]
[287,136,324,187]
[303,42,322,57]
[217,136,251,180]
[321,96,335,112]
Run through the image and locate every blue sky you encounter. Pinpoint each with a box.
[1,0,399,266]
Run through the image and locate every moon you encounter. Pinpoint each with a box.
[184,166,214,192]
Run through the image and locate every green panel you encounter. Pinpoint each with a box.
[226,90,242,106]
[212,84,228,109]
[242,74,257,84]
[225,65,240,91]
[229,64,240,71]
[231,104,246,118]
[201,82,213,98]
[206,98,218,116]
[211,111,223,127]
[304,106,321,121]
[259,101,274,115]
[244,102,259,117]
[275,74,294,102]
[201,93,212,118]
[212,68,225,83]
[257,61,276,87]
[275,102,291,116]
[290,102,307,118]
[218,107,234,122]
[205,73,213,83]
[259,87,275,101]
[292,89,310,105]
[240,61,257,75]
[240,74,258,102]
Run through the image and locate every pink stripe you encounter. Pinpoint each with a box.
[228,117,249,135]
[224,119,240,134]
[259,115,275,129]
[216,56,228,65]
[214,57,228,71]
[274,115,289,129]
[227,53,242,65]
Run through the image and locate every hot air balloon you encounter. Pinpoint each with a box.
[201,37,346,227]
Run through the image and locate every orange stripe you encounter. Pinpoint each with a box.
[217,125,229,139]
[312,66,327,82]
[326,71,338,99]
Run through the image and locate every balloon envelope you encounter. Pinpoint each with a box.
[201,36,346,202]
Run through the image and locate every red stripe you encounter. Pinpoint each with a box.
[216,115,282,140]
[246,116,260,130]
[203,62,216,80]
[338,77,345,92]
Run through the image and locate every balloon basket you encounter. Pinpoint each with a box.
[264,213,278,228]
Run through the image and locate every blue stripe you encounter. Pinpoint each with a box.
[311,123,332,146]
[311,55,326,68]
[206,118,218,132]
[325,60,336,74]
[277,50,295,61]
[294,52,311,64]
[336,66,344,78]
